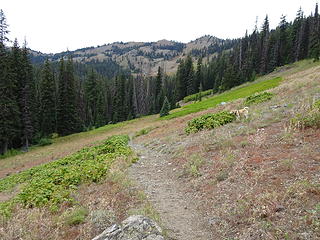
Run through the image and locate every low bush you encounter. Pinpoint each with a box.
[64,207,89,225]
[290,99,320,129]
[0,135,132,217]
[0,149,22,160]
[37,138,53,146]
[185,111,236,134]
[244,92,274,105]
[183,89,213,103]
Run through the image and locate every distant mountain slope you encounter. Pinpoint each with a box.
[29,35,237,76]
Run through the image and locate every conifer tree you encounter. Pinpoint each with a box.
[195,57,202,93]
[159,96,170,117]
[185,55,195,96]
[40,59,56,136]
[0,19,20,153]
[309,3,320,60]
[57,57,80,135]
[0,9,9,44]
[154,66,163,113]
[20,44,34,149]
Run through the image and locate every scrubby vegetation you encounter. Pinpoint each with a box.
[244,92,274,105]
[290,99,320,129]
[185,111,236,134]
[0,135,132,217]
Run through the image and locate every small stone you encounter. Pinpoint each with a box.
[275,204,285,212]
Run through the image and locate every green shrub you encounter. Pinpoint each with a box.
[0,149,22,160]
[37,138,53,146]
[186,154,204,177]
[183,89,213,103]
[244,92,274,105]
[290,99,320,129]
[50,133,59,139]
[0,135,132,216]
[185,111,236,134]
[64,207,89,225]
[134,127,154,138]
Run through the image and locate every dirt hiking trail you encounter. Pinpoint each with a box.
[129,141,212,240]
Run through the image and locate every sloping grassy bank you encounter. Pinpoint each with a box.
[162,76,283,120]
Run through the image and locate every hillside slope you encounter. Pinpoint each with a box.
[29,35,236,76]
[0,60,319,240]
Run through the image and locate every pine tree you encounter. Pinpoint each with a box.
[40,59,56,136]
[0,16,20,153]
[176,59,187,100]
[278,15,289,65]
[309,3,320,60]
[185,55,195,96]
[195,57,202,93]
[57,57,80,135]
[154,66,163,113]
[0,9,9,44]
[260,15,270,73]
[112,75,126,122]
[159,96,170,117]
[20,44,34,150]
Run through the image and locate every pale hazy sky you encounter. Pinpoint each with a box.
[1,0,318,53]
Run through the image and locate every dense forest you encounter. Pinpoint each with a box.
[0,4,320,155]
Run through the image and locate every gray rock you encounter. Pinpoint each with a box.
[92,215,164,240]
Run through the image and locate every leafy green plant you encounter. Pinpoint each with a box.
[244,92,274,105]
[185,111,236,134]
[0,135,132,217]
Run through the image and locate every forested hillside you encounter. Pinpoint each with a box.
[0,4,320,155]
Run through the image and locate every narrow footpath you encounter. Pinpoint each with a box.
[128,142,212,240]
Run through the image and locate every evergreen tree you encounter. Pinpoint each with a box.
[260,15,270,73]
[309,3,320,60]
[0,21,20,153]
[159,96,170,117]
[112,75,126,122]
[195,57,203,93]
[154,66,163,113]
[0,9,9,44]
[278,15,289,65]
[20,44,34,150]
[40,59,56,136]
[57,57,80,135]
[185,55,195,95]
[176,59,187,100]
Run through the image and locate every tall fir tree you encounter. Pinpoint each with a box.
[19,44,34,149]
[309,3,320,60]
[57,57,80,136]
[40,59,56,136]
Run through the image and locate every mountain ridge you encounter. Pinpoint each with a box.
[29,35,237,76]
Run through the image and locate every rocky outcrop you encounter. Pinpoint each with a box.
[92,215,164,240]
